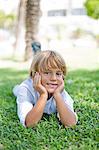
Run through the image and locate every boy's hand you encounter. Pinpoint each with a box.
[53,78,64,96]
[33,72,48,97]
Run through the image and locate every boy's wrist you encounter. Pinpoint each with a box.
[40,92,48,99]
[53,92,61,99]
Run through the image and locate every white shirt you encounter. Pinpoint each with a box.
[13,77,76,126]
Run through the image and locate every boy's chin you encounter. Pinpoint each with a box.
[47,89,55,94]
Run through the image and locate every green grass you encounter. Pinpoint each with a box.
[0,68,98,150]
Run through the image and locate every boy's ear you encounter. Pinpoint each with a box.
[32,71,36,78]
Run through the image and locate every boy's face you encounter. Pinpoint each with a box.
[40,68,64,94]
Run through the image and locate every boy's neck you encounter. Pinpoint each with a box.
[48,93,53,100]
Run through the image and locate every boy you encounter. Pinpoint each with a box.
[13,50,77,127]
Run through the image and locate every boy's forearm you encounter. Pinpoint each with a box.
[25,94,47,127]
[54,93,77,127]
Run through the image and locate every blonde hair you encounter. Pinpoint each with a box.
[30,50,67,77]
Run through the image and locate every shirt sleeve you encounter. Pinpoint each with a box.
[61,90,78,122]
[16,86,33,127]
[61,90,74,112]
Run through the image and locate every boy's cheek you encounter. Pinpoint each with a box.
[59,77,64,82]
[40,74,46,82]
[59,78,64,86]
[57,80,63,86]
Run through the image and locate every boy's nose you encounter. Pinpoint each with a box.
[50,73,57,80]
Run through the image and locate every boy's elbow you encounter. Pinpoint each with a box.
[64,120,77,127]
[25,120,38,128]
[64,115,78,127]
[68,113,78,127]
[69,119,77,127]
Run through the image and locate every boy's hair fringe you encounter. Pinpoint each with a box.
[29,50,67,77]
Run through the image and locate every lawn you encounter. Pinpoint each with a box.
[0,68,98,150]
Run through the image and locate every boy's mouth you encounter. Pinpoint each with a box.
[47,83,58,88]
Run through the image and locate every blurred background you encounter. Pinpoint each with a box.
[0,0,99,71]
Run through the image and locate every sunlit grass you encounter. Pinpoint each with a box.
[0,68,98,150]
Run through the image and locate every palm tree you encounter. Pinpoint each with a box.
[14,0,41,60]
[24,0,41,60]
[14,0,26,59]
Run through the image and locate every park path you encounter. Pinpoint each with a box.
[0,59,31,70]
[0,47,99,71]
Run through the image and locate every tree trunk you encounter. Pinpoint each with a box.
[24,0,41,61]
[13,0,26,60]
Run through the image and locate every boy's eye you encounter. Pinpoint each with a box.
[43,71,50,74]
[56,72,63,76]
[42,71,63,77]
